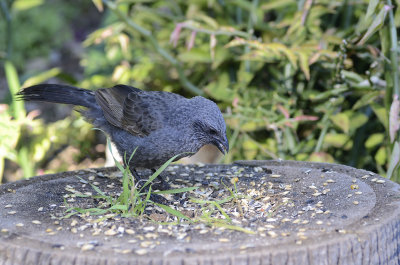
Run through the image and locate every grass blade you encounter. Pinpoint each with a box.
[153,187,198,194]
[153,202,192,222]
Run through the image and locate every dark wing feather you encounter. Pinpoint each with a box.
[121,93,162,136]
[94,85,167,137]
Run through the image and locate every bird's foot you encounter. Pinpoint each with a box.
[150,169,172,191]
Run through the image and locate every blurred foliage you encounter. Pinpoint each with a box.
[1,0,400,182]
[0,0,100,182]
[0,0,75,70]
[81,0,400,179]
[0,60,95,182]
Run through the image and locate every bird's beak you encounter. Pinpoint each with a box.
[213,136,229,155]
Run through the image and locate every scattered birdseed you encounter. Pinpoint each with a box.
[71,228,78,233]
[338,229,347,234]
[140,241,154,248]
[355,191,363,195]
[115,249,131,254]
[135,249,148,255]
[32,220,41,225]
[312,192,322,197]
[104,228,118,236]
[145,233,158,239]
[4,204,12,208]
[371,178,377,182]
[316,220,323,225]
[270,174,281,178]
[352,179,357,183]
[81,243,95,251]
[1,229,9,233]
[7,211,16,215]
[322,189,330,194]
[219,238,230,242]
[88,176,95,181]
[361,175,369,179]
[267,231,278,238]
[230,177,239,184]
[376,179,386,184]
[350,184,359,190]
[353,201,359,205]
[126,229,135,235]
[326,179,335,183]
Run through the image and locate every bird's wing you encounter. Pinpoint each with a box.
[95,85,178,137]
[121,92,164,136]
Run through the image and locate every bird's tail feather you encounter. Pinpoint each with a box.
[16,84,96,109]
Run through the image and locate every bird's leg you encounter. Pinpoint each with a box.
[151,168,171,191]
[131,168,141,182]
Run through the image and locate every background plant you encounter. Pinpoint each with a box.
[1,0,400,182]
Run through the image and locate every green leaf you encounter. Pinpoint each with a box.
[309,152,335,163]
[375,146,387,166]
[349,112,368,132]
[352,91,381,110]
[387,141,400,179]
[204,73,234,102]
[296,51,310,80]
[178,48,211,63]
[22,68,62,88]
[371,103,388,131]
[260,0,296,11]
[366,0,380,21]
[365,133,384,149]
[330,113,350,133]
[5,61,25,120]
[92,0,103,12]
[358,6,390,45]
[324,133,351,149]
[12,0,44,10]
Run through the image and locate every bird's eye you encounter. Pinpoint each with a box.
[209,128,218,135]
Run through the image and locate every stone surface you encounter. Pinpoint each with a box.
[0,160,399,265]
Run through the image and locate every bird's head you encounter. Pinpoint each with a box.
[190,97,229,155]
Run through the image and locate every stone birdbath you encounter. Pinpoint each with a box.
[0,160,399,264]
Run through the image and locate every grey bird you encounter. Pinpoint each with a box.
[17,84,229,182]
